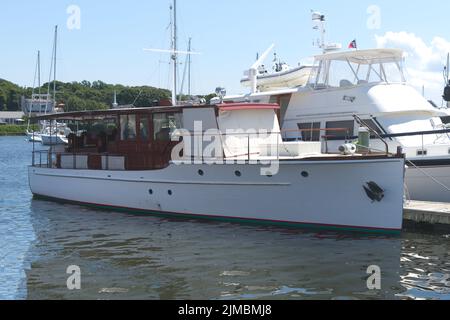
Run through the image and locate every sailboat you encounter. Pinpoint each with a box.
[40,25,70,146]
[26,51,43,143]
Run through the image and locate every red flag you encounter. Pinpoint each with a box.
[348,40,357,49]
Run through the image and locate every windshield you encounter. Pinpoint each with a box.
[309,57,406,89]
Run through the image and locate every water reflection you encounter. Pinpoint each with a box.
[26,198,408,300]
[1,137,449,300]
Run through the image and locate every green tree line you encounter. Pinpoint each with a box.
[1,78,218,113]
[0,79,173,112]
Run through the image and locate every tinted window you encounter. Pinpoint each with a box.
[120,114,137,140]
[140,117,150,141]
[326,120,354,139]
[360,119,383,138]
[153,113,182,141]
[298,122,321,141]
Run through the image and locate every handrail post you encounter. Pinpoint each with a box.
[422,134,424,156]
[248,134,250,162]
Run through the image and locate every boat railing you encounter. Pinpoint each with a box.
[32,150,127,171]
[177,128,375,163]
[31,127,400,171]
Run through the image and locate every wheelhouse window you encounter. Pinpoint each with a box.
[153,112,183,141]
[139,116,150,141]
[326,120,354,139]
[120,114,137,141]
[298,122,321,141]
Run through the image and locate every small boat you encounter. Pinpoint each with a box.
[40,132,68,145]
[29,102,406,233]
[26,130,42,143]
[241,65,313,91]
[240,49,313,92]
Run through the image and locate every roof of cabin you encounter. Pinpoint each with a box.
[31,103,280,121]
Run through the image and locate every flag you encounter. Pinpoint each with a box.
[348,39,357,49]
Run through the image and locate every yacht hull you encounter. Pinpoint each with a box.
[40,134,67,145]
[29,158,405,233]
[405,163,450,202]
[26,132,42,143]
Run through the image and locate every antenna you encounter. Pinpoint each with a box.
[311,11,341,53]
[246,44,275,93]
[443,53,450,107]
[444,53,450,84]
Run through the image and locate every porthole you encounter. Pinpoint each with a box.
[168,190,173,196]
[301,171,309,178]
[149,189,153,195]
[198,169,204,176]
[235,171,242,177]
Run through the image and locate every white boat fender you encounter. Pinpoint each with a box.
[338,143,357,155]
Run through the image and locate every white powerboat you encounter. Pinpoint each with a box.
[222,48,450,202]
[218,12,450,203]
[29,103,405,233]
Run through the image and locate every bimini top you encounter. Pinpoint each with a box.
[315,48,404,64]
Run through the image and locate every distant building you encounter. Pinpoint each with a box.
[0,111,25,125]
[21,94,55,115]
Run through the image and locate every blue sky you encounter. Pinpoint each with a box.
[1,0,449,101]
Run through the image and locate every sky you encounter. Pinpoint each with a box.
[1,0,450,103]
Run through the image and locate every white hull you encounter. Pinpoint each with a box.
[29,158,405,232]
[26,131,42,143]
[405,164,450,202]
[40,134,67,146]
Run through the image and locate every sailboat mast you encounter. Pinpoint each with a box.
[188,37,191,97]
[53,25,58,105]
[171,0,177,106]
[38,51,41,98]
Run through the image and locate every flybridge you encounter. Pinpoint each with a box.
[309,48,407,89]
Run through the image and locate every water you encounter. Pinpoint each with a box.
[0,136,449,300]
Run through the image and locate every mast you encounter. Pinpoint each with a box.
[27,51,40,132]
[45,25,57,115]
[171,0,177,106]
[38,51,41,99]
[188,37,191,97]
[53,25,58,106]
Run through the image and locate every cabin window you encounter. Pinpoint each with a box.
[417,150,427,156]
[298,122,321,141]
[120,115,137,140]
[326,120,354,139]
[139,117,150,141]
[360,120,383,138]
[153,113,183,141]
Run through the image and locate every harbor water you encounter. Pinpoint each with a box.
[0,136,449,300]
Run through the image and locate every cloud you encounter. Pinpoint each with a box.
[375,31,449,103]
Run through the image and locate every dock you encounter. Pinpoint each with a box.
[404,201,450,230]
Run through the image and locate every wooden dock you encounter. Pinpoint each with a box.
[404,201,450,230]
